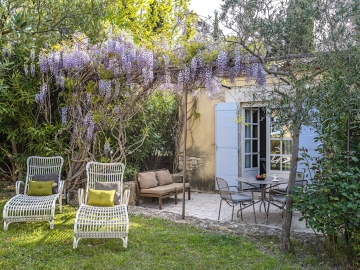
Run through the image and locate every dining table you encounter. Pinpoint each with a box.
[236,176,288,223]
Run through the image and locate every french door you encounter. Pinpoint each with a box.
[242,108,260,177]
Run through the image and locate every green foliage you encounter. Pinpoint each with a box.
[107,0,196,45]
[125,91,178,179]
[284,0,315,54]
[292,58,360,264]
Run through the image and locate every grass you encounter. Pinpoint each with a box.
[0,194,334,270]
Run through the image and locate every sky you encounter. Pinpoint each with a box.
[189,0,223,19]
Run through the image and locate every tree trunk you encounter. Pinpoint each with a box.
[281,125,301,252]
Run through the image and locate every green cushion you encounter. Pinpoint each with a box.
[32,173,59,194]
[28,180,54,196]
[87,188,115,207]
[94,181,121,205]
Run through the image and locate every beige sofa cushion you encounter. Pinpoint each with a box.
[165,183,190,191]
[155,170,173,186]
[140,185,176,194]
[138,171,158,189]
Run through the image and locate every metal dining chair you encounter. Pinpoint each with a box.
[267,172,308,219]
[269,172,307,196]
[216,177,257,223]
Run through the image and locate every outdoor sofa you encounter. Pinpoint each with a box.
[134,169,190,209]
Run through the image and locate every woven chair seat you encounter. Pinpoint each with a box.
[3,194,59,230]
[74,204,128,240]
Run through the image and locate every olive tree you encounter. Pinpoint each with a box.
[218,0,359,252]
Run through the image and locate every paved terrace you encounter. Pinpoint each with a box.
[129,191,319,244]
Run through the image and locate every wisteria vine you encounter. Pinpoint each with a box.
[29,30,269,191]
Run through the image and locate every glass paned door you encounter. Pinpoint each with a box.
[270,115,292,171]
[243,108,260,176]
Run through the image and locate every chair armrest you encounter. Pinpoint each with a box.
[228,185,240,192]
[122,189,130,206]
[15,181,25,195]
[270,189,287,195]
[58,180,66,196]
[78,188,85,206]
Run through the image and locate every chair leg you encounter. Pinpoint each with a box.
[4,221,8,231]
[239,204,243,220]
[175,192,178,204]
[218,199,223,220]
[266,197,271,224]
[123,236,128,248]
[59,196,63,213]
[49,220,54,229]
[73,237,79,249]
[158,198,162,210]
[188,189,191,200]
[252,202,257,224]
[231,205,235,222]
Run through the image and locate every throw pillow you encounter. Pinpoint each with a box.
[28,180,54,196]
[32,173,59,194]
[87,188,115,207]
[94,181,121,205]
[155,170,173,186]
[138,171,158,189]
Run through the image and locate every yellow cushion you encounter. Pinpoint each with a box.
[87,188,115,207]
[28,180,54,196]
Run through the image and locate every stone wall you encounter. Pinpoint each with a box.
[129,205,324,246]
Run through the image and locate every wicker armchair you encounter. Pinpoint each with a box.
[3,156,64,230]
[73,162,129,249]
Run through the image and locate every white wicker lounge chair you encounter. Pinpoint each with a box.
[73,162,129,249]
[3,156,64,230]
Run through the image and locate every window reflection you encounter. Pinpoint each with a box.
[245,155,251,168]
[282,140,292,154]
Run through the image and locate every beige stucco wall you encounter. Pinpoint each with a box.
[178,92,223,191]
[180,78,275,191]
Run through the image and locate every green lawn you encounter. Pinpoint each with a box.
[0,195,332,270]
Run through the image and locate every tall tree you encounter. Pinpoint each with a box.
[107,0,195,45]
[219,0,358,252]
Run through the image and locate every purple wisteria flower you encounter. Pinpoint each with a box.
[256,65,267,88]
[216,51,229,75]
[61,107,67,126]
[30,48,35,62]
[190,57,198,79]
[30,63,35,77]
[86,93,92,106]
[104,141,110,156]
[24,64,28,75]
[39,52,49,73]
[177,70,184,89]
[35,84,48,105]
[114,81,120,98]
[99,80,111,98]
[234,48,243,75]
[86,117,95,142]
